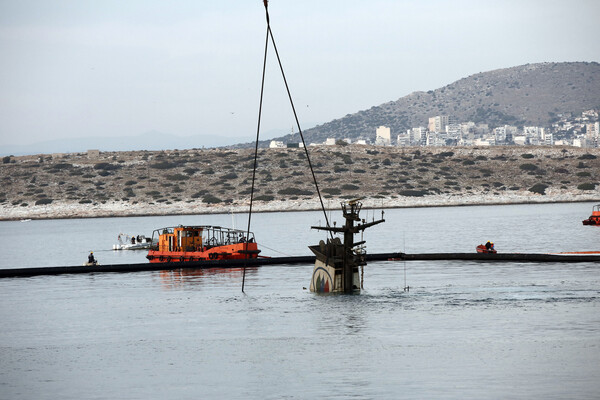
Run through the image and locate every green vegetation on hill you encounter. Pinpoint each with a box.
[1,146,598,219]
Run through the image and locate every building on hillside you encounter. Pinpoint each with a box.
[513,135,527,145]
[446,123,461,144]
[410,127,427,145]
[543,131,554,146]
[269,140,285,148]
[87,149,100,159]
[428,131,446,146]
[325,138,336,146]
[375,126,391,146]
[428,115,449,133]
[524,126,544,145]
[396,132,410,147]
[473,138,492,146]
[494,126,506,141]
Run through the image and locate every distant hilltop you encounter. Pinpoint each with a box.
[260,62,600,147]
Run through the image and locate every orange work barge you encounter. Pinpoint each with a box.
[146,225,260,263]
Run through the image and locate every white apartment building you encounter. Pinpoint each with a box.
[269,140,285,148]
[410,127,427,145]
[396,133,410,147]
[523,126,544,145]
[428,116,449,133]
[375,126,391,146]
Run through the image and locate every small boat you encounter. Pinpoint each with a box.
[582,204,600,226]
[113,233,153,250]
[146,225,260,263]
[476,244,497,254]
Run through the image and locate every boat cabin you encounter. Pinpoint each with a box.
[150,225,255,253]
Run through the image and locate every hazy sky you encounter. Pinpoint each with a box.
[1,0,598,147]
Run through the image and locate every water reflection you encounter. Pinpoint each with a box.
[157,267,259,289]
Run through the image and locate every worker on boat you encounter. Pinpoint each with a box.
[88,251,96,265]
[485,241,492,251]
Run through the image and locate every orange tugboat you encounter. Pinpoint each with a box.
[146,225,260,263]
[582,204,600,226]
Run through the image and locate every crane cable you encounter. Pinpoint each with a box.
[242,0,332,292]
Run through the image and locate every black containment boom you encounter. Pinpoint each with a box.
[1,252,598,279]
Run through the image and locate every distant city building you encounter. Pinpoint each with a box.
[396,133,410,147]
[543,131,553,146]
[513,136,527,145]
[269,140,285,148]
[524,126,544,145]
[375,126,391,146]
[87,149,100,159]
[473,138,491,146]
[428,115,449,133]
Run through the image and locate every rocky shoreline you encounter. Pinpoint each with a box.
[1,145,599,221]
[2,191,598,221]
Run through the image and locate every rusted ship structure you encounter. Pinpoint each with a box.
[309,199,385,293]
[146,225,260,263]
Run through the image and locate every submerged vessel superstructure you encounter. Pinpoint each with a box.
[309,199,385,293]
[146,225,260,263]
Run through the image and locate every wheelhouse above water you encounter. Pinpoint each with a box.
[150,225,256,253]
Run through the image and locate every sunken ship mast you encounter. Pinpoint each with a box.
[309,199,385,293]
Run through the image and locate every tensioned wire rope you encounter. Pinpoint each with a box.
[242,0,332,292]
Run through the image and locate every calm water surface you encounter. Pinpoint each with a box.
[0,202,599,399]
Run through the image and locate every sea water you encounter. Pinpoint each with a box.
[0,202,599,399]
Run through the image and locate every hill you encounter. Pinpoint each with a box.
[263,62,600,146]
[1,145,598,220]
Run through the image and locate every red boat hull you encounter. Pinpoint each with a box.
[147,242,259,263]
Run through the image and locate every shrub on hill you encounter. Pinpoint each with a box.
[322,188,341,195]
[202,194,222,204]
[254,195,275,201]
[399,190,428,197]
[528,183,548,195]
[35,198,53,205]
[577,183,596,190]
[520,163,538,171]
[94,162,121,170]
[341,184,359,191]
[278,187,313,196]
[150,161,180,170]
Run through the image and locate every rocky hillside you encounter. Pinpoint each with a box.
[1,145,599,220]
[263,62,600,146]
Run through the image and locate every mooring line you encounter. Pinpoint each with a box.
[243,0,332,293]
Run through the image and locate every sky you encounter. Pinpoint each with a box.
[0,0,599,148]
